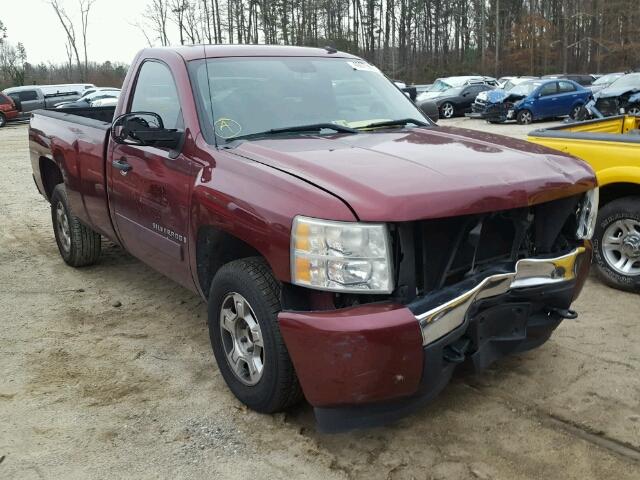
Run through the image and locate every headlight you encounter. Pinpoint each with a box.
[576,188,599,240]
[291,216,394,293]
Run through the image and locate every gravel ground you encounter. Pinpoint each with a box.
[1,119,639,479]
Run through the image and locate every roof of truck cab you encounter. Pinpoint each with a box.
[141,45,361,62]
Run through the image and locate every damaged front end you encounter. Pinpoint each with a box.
[279,191,596,431]
[473,92,526,122]
[594,89,640,117]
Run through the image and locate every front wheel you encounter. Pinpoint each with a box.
[628,105,640,116]
[0,112,6,128]
[207,257,302,413]
[440,102,455,119]
[593,197,640,292]
[51,184,101,267]
[516,109,533,125]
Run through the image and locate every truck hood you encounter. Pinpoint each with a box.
[230,126,596,222]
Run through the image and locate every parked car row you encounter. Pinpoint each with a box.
[0,83,120,127]
[411,71,640,125]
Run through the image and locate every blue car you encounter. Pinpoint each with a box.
[482,79,591,125]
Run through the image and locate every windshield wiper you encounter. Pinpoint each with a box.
[227,123,359,142]
[359,118,430,130]
[269,123,359,134]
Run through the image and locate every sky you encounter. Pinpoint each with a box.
[2,0,153,65]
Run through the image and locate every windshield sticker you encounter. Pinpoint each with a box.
[214,118,242,139]
[347,61,382,74]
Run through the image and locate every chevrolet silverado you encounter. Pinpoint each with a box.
[30,45,597,431]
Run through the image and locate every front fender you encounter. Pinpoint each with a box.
[189,137,356,295]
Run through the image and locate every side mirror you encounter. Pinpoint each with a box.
[402,86,417,101]
[111,112,184,156]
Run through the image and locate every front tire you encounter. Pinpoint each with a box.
[517,109,533,125]
[0,112,6,128]
[593,197,640,292]
[208,257,302,413]
[628,105,640,116]
[51,184,101,267]
[440,102,455,119]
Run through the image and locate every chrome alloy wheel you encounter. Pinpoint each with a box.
[602,219,640,276]
[441,103,454,118]
[628,106,640,116]
[219,292,264,386]
[55,202,71,254]
[519,110,533,124]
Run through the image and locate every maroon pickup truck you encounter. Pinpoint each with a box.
[29,45,598,431]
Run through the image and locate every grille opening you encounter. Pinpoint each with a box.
[403,195,581,299]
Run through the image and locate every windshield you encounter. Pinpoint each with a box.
[429,79,454,92]
[607,73,640,90]
[189,57,428,142]
[593,73,622,86]
[510,82,540,96]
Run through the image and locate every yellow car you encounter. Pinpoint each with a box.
[528,115,640,292]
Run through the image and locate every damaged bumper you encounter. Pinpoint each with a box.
[278,245,591,431]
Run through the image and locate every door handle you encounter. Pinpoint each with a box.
[112,158,132,175]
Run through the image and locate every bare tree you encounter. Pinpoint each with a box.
[50,0,83,80]
[79,0,95,81]
[145,0,170,46]
[0,20,7,44]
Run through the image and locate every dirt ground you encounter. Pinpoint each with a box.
[1,119,639,480]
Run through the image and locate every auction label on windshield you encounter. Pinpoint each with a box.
[347,61,382,74]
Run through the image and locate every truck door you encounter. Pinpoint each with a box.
[536,82,560,118]
[108,60,196,289]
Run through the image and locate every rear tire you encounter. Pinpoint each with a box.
[593,197,640,292]
[51,184,101,267]
[208,257,303,413]
[0,113,6,128]
[570,104,583,120]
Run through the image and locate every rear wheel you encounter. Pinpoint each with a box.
[51,184,101,267]
[207,257,302,413]
[516,109,533,125]
[570,104,583,120]
[440,102,455,119]
[0,112,6,128]
[593,197,640,292]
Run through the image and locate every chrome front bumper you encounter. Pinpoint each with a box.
[417,247,586,346]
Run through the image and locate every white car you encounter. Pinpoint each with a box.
[90,96,119,107]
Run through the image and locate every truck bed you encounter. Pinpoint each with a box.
[33,106,116,128]
[527,115,639,188]
[529,115,640,143]
[29,105,117,241]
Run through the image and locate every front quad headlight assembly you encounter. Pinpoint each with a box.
[291,216,394,293]
[576,188,599,240]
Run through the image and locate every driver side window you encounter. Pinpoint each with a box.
[130,61,183,130]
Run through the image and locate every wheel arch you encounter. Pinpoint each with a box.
[598,181,640,209]
[39,155,64,201]
[196,225,264,298]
